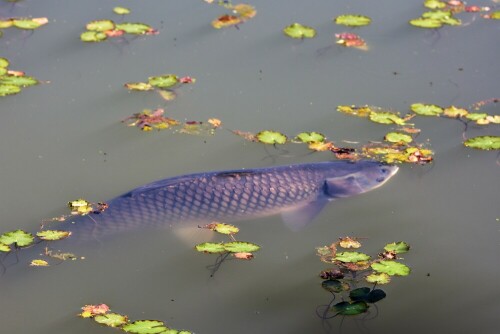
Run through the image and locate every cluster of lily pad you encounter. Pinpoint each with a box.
[124,74,195,98]
[207,2,256,29]
[0,16,48,38]
[316,237,410,317]
[410,0,499,28]
[0,57,40,97]
[80,8,157,43]
[80,303,192,334]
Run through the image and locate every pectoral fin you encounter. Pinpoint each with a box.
[281,197,330,231]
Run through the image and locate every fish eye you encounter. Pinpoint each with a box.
[381,168,388,174]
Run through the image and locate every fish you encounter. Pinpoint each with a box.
[57,160,398,240]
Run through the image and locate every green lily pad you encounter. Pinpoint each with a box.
[0,20,14,29]
[116,23,152,35]
[0,243,11,252]
[0,58,8,68]
[384,132,413,144]
[465,113,488,121]
[424,0,446,9]
[371,260,410,276]
[86,20,115,32]
[256,130,287,144]
[334,15,371,27]
[422,10,452,20]
[410,103,443,116]
[409,18,443,28]
[0,230,35,247]
[207,223,240,235]
[0,75,38,87]
[122,320,168,334]
[94,313,128,327]
[148,75,178,88]
[443,106,468,118]
[349,287,386,303]
[36,230,71,241]
[195,242,226,254]
[365,272,391,284]
[0,84,21,96]
[321,279,350,293]
[491,11,500,19]
[463,136,500,150]
[30,259,49,267]
[369,111,406,125]
[332,301,368,316]
[283,23,316,39]
[295,132,325,143]
[334,251,370,263]
[441,16,461,26]
[223,241,260,253]
[12,19,43,30]
[81,31,107,42]
[0,68,7,76]
[113,7,131,15]
[384,241,410,254]
[125,82,154,91]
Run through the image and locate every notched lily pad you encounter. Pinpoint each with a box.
[350,287,386,303]
[384,241,410,254]
[339,237,361,249]
[223,241,260,253]
[384,132,413,144]
[334,251,370,263]
[94,313,129,327]
[86,20,115,32]
[369,111,407,125]
[322,279,350,293]
[443,105,468,118]
[411,103,443,116]
[0,84,21,96]
[294,132,325,143]
[36,230,71,241]
[81,31,107,42]
[332,301,368,315]
[463,136,500,150]
[0,74,38,87]
[122,320,168,334]
[256,130,287,144]
[203,222,240,235]
[283,23,316,39]
[365,272,391,284]
[371,260,410,276]
[334,15,371,27]
[0,230,34,248]
[0,243,10,252]
[195,242,226,254]
[148,75,178,88]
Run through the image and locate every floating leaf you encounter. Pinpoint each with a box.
[148,75,178,88]
[195,242,226,254]
[294,132,325,143]
[443,105,468,118]
[81,31,107,42]
[0,230,34,247]
[233,252,254,260]
[203,222,239,235]
[339,237,361,249]
[125,82,154,91]
[94,313,128,327]
[334,251,370,263]
[409,18,443,28]
[12,18,47,29]
[79,304,110,318]
[158,90,176,101]
[36,230,71,241]
[0,20,13,29]
[223,241,260,253]
[0,84,21,96]
[115,23,155,35]
[365,273,391,284]
[113,7,131,15]
[212,15,241,29]
[122,320,168,334]
[334,15,371,27]
[0,75,38,87]
[123,109,179,131]
[308,141,334,152]
[424,0,447,9]
[30,259,49,267]
[465,113,488,121]
[369,111,406,125]
[233,4,256,19]
[283,23,316,39]
[68,199,93,215]
[256,130,287,144]
[332,301,368,315]
[231,130,257,142]
[371,260,410,276]
[384,132,413,144]
[0,58,9,68]
[421,10,460,25]
[490,11,500,19]
[321,279,350,293]
[350,287,386,303]
[335,32,367,50]
[337,105,372,117]
[384,241,410,254]
[86,20,115,32]
[463,136,500,150]
[0,243,10,252]
[410,103,443,116]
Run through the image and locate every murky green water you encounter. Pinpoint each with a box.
[1,0,499,333]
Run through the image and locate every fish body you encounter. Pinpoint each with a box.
[60,160,398,240]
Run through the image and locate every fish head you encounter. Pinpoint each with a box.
[324,161,398,199]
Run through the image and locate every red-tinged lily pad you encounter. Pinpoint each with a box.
[0,84,21,96]
[463,136,500,150]
[123,109,180,131]
[0,230,34,248]
[335,32,367,50]
[308,141,334,152]
[81,31,107,42]
[231,130,258,142]
[410,103,443,116]
[212,15,241,29]
[334,14,371,27]
[256,130,287,144]
[233,252,254,260]
[94,313,129,327]
[86,20,115,32]
[80,304,110,318]
[283,23,316,39]
[36,230,71,241]
[122,320,168,333]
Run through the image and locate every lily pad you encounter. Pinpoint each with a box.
[369,111,406,125]
[12,18,46,29]
[334,251,370,263]
[339,237,361,249]
[371,260,410,276]
[113,7,131,15]
[283,23,316,39]
[256,130,287,144]
[384,241,410,254]
[116,23,153,35]
[466,113,488,121]
[205,222,239,235]
[337,105,372,117]
[490,11,500,19]
[223,241,260,253]
[148,75,178,88]
[294,132,325,143]
[212,15,242,29]
[36,230,71,241]
[233,4,256,19]
[81,31,107,42]
[0,243,11,252]
[334,15,371,27]
[30,259,49,267]
[321,279,350,293]
[350,287,386,303]
[409,18,443,28]
[0,20,14,29]
[365,272,391,284]
[0,75,38,87]
[86,20,115,32]
[122,320,168,334]
[0,230,35,247]
[125,82,154,91]
[0,58,9,68]
[0,84,21,96]
[424,0,446,9]
[384,132,413,144]
[443,106,468,118]
[332,301,368,315]
[410,103,443,116]
[195,242,226,254]
[463,136,500,150]
[94,313,128,327]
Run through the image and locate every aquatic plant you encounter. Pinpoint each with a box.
[208,3,256,29]
[334,14,372,27]
[283,23,316,39]
[0,57,40,97]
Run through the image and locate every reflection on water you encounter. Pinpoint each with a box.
[0,0,498,333]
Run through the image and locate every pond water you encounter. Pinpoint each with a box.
[0,0,499,333]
